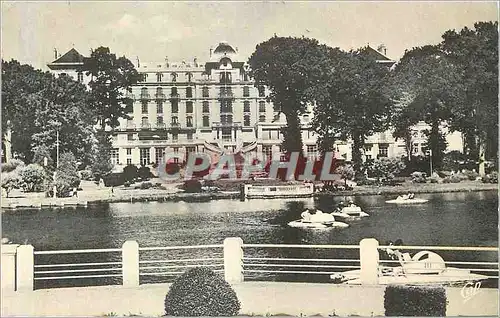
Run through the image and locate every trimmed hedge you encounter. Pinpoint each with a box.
[164,267,240,316]
[384,285,446,316]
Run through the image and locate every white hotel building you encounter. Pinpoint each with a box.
[47,42,462,170]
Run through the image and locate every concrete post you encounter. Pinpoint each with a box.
[16,245,34,291]
[359,238,379,285]
[122,240,139,287]
[224,237,244,284]
[1,243,19,291]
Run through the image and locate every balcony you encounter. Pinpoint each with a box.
[169,93,180,100]
[170,122,180,130]
[218,90,234,100]
[139,93,150,101]
[140,123,151,130]
[155,93,166,101]
[212,121,242,128]
[155,123,166,130]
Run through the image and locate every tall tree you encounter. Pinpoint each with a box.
[84,47,140,131]
[441,21,498,175]
[312,48,393,179]
[1,59,95,164]
[389,45,461,169]
[248,37,329,155]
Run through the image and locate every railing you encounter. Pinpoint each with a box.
[155,93,166,100]
[169,93,180,100]
[218,90,234,99]
[1,238,497,292]
[139,94,150,100]
[243,184,315,198]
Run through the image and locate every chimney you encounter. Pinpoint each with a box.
[210,47,213,58]
[384,48,387,55]
[194,57,198,66]
[54,48,58,59]
[136,56,140,68]
[165,56,169,67]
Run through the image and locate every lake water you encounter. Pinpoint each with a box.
[2,191,498,288]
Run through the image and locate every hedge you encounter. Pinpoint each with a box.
[384,285,446,316]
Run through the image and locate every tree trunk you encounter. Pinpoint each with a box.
[282,112,304,156]
[478,136,486,176]
[351,131,364,180]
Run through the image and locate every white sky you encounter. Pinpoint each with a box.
[1,1,498,70]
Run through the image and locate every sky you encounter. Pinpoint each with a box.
[1,1,498,71]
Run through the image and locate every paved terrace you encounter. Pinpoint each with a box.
[2,282,498,317]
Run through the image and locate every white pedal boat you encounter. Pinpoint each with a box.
[330,250,488,285]
[288,210,349,229]
[386,197,428,204]
[331,206,369,219]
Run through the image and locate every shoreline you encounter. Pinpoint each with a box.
[1,181,497,209]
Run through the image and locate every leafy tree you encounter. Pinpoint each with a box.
[389,45,461,169]
[335,164,354,186]
[441,21,498,175]
[313,48,393,179]
[84,47,140,131]
[1,60,95,164]
[366,157,406,183]
[19,164,46,192]
[1,170,21,198]
[91,132,114,181]
[1,158,25,173]
[248,37,330,155]
[49,151,80,197]
[32,145,54,168]
[123,164,138,182]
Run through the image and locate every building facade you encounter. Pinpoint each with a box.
[47,42,462,171]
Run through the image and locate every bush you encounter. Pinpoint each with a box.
[58,152,81,188]
[164,267,240,316]
[1,170,21,197]
[1,159,25,173]
[410,171,427,183]
[355,178,378,186]
[123,164,138,182]
[138,165,152,180]
[461,170,479,181]
[482,171,498,184]
[19,164,45,192]
[124,181,131,187]
[443,175,462,183]
[103,173,125,187]
[47,178,72,197]
[79,169,93,181]
[139,182,152,189]
[384,285,446,316]
[182,180,202,193]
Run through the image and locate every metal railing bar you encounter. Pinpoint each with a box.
[139,258,224,264]
[139,245,223,251]
[140,264,223,270]
[378,266,498,273]
[35,248,122,255]
[140,271,187,276]
[35,262,122,268]
[243,244,360,249]
[378,246,498,252]
[242,257,360,263]
[243,269,340,275]
[243,264,360,269]
[34,274,123,280]
[379,260,498,266]
[35,268,123,274]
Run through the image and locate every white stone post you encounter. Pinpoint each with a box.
[122,240,139,287]
[16,245,34,292]
[224,237,244,284]
[1,243,19,292]
[359,238,379,285]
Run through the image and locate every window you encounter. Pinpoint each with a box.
[203,116,210,127]
[77,72,84,82]
[202,101,210,113]
[171,116,178,124]
[187,132,193,140]
[263,146,272,160]
[413,143,419,154]
[155,148,165,164]
[171,101,178,113]
[156,87,164,98]
[186,116,193,127]
[186,101,193,113]
[171,87,178,96]
[157,116,164,125]
[221,128,232,141]
[379,144,389,158]
[156,72,163,82]
[126,119,134,128]
[110,149,119,165]
[127,158,132,165]
[219,72,232,83]
[259,101,266,112]
[127,133,134,141]
[259,115,266,123]
[258,86,265,97]
[141,117,149,128]
[186,87,193,98]
[243,101,250,112]
[139,73,148,82]
[141,101,148,114]
[220,101,233,113]
[303,114,309,122]
[244,115,250,126]
[156,101,163,113]
[141,87,148,98]
[243,86,250,97]
[202,86,209,97]
[186,72,193,82]
[140,148,150,166]
[243,71,249,82]
[221,114,233,125]
[186,146,196,154]
[126,148,132,155]
[172,133,178,142]
[171,72,177,82]
[307,145,317,159]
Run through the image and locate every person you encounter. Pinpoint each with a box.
[72,187,78,197]
[408,193,415,199]
[301,210,311,221]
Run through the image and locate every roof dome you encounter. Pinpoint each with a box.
[213,41,236,54]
